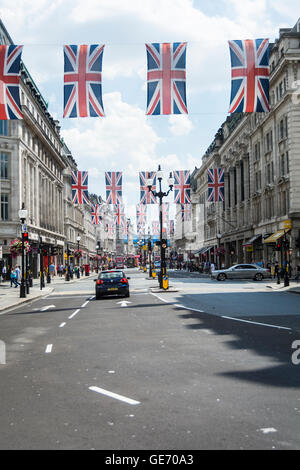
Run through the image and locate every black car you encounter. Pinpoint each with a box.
[95,270,130,299]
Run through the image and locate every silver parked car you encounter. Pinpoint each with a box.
[211,264,270,281]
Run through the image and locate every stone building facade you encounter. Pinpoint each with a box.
[187,18,300,272]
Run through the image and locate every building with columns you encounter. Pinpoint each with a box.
[184,18,300,272]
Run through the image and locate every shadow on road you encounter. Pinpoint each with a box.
[173,292,300,389]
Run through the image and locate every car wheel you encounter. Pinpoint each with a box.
[254,273,263,281]
[124,292,130,298]
[96,292,102,300]
[217,273,227,281]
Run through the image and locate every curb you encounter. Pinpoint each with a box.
[0,287,54,313]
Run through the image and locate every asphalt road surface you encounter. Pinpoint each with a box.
[0,269,300,450]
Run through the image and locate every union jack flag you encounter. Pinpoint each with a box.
[146,42,188,115]
[71,170,89,205]
[63,44,105,118]
[114,204,125,226]
[0,45,23,120]
[136,203,147,228]
[169,219,175,236]
[180,204,191,222]
[152,221,160,237]
[207,168,225,202]
[162,202,169,224]
[139,171,157,204]
[228,39,270,113]
[106,222,114,238]
[91,204,102,225]
[174,170,191,204]
[105,171,123,205]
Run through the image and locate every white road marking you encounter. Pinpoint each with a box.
[258,428,277,434]
[222,316,291,330]
[175,304,204,313]
[59,322,66,328]
[117,300,131,307]
[45,344,53,353]
[81,301,89,308]
[89,386,140,405]
[68,309,80,319]
[40,305,56,311]
[150,293,170,303]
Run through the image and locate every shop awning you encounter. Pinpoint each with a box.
[263,230,286,244]
[243,234,261,247]
[195,246,214,255]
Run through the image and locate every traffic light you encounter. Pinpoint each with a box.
[275,242,281,251]
[41,245,48,256]
[23,232,29,242]
[296,238,300,249]
[51,246,58,256]
[148,240,152,251]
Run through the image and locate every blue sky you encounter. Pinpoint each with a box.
[0,0,299,223]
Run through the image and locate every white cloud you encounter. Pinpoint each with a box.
[168,115,193,136]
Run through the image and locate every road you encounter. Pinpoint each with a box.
[0,269,300,450]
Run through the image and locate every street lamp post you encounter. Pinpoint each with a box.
[96,242,100,273]
[66,243,70,281]
[283,231,289,287]
[216,232,222,270]
[18,204,27,298]
[77,234,81,278]
[147,165,174,288]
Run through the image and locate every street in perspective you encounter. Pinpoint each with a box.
[1,2,300,454]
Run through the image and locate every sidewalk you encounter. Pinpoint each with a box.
[0,272,97,314]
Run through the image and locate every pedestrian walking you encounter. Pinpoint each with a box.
[10,268,19,288]
[15,265,21,283]
[49,263,55,277]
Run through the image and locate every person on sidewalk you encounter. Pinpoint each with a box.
[10,269,19,288]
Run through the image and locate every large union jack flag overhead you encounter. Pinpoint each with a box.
[105,171,123,205]
[91,204,102,225]
[63,44,105,118]
[71,170,89,205]
[139,171,157,204]
[228,39,270,113]
[207,168,225,202]
[174,170,191,204]
[146,42,188,115]
[0,45,23,120]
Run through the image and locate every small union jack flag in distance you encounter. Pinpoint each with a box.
[0,45,23,120]
[228,38,270,113]
[180,204,191,222]
[169,219,175,236]
[136,203,147,228]
[105,171,123,205]
[174,170,191,204]
[71,170,89,205]
[146,42,188,115]
[63,44,105,118]
[91,204,102,225]
[152,221,160,237]
[114,204,125,226]
[207,168,225,202]
[139,171,157,204]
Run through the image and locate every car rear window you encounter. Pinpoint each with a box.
[100,272,124,280]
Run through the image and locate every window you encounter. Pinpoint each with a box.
[254,142,260,161]
[0,152,9,178]
[0,194,9,220]
[265,130,273,152]
[0,120,8,136]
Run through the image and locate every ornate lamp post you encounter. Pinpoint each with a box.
[76,234,81,278]
[18,204,27,298]
[96,242,100,273]
[147,165,174,288]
